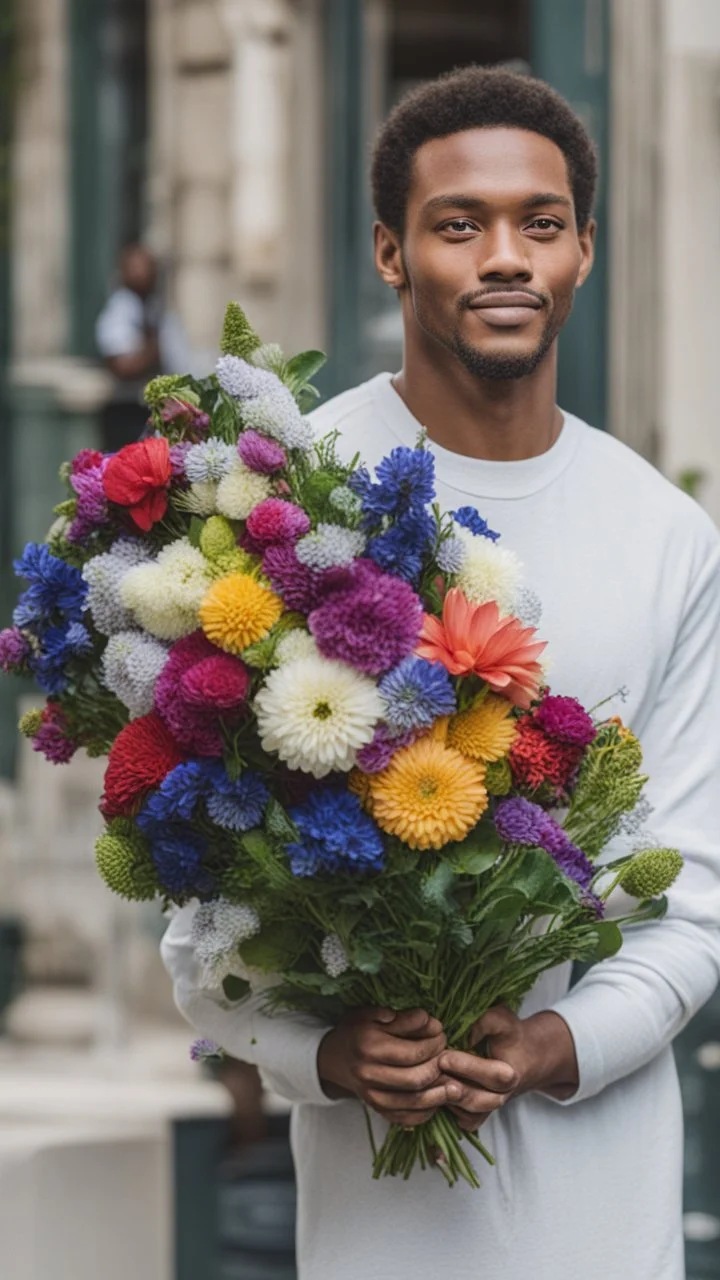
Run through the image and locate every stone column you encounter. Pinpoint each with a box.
[607,0,663,463]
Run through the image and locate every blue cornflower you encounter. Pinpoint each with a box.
[139,761,211,825]
[366,511,435,583]
[13,593,43,629]
[13,543,88,619]
[379,656,456,733]
[355,447,436,522]
[42,621,93,662]
[147,825,212,896]
[452,507,500,541]
[204,763,270,832]
[287,788,384,877]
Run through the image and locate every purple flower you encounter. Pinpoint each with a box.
[169,441,193,479]
[68,464,108,543]
[0,627,30,672]
[237,430,287,474]
[535,695,596,747]
[494,796,594,890]
[356,724,417,774]
[31,703,77,764]
[262,544,318,613]
[190,1038,223,1063]
[309,560,422,676]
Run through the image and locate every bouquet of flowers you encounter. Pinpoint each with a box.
[0,303,683,1188]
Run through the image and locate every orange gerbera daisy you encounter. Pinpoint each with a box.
[416,588,546,710]
[368,737,488,851]
[448,694,518,762]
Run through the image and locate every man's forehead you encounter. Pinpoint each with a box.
[409,127,572,209]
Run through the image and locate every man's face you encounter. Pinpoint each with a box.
[375,127,595,380]
[121,246,157,298]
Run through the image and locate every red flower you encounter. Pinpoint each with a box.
[103,437,172,532]
[101,712,185,817]
[509,716,584,795]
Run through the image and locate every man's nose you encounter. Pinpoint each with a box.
[477,224,532,282]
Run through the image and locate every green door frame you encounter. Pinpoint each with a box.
[531,0,610,430]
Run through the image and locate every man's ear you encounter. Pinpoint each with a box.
[374,221,407,291]
[576,218,596,288]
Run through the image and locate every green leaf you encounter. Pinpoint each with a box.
[590,920,623,961]
[264,798,299,844]
[213,393,241,442]
[242,829,274,860]
[421,862,457,913]
[187,516,205,548]
[350,938,384,974]
[338,883,381,909]
[222,975,251,1002]
[240,923,304,972]
[285,349,327,389]
[510,848,565,901]
[443,821,501,875]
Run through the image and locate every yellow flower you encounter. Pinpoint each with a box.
[200,573,283,655]
[348,767,375,814]
[369,737,488,851]
[425,715,450,745]
[447,694,517,762]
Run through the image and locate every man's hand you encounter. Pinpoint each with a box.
[317,1006,449,1126]
[438,1006,580,1132]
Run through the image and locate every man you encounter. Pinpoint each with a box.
[161,68,720,1279]
[96,244,194,451]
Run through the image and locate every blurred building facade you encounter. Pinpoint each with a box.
[2,3,720,1268]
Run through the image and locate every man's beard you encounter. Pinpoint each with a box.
[448,312,560,381]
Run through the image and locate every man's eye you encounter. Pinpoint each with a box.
[443,219,476,233]
[528,218,562,232]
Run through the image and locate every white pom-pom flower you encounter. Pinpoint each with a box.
[216,460,273,521]
[184,438,237,484]
[453,525,522,615]
[216,354,280,401]
[242,388,314,451]
[254,654,383,777]
[191,899,261,986]
[83,541,152,636]
[120,538,212,641]
[321,934,350,978]
[274,629,319,665]
[295,524,366,571]
[101,631,169,717]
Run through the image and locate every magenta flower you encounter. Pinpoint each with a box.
[68,462,108,543]
[535,695,596,747]
[154,631,248,755]
[0,627,30,672]
[71,449,104,476]
[237,431,287,474]
[31,703,77,764]
[169,441,193,480]
[309,559,423,676]
[245,498,310,553]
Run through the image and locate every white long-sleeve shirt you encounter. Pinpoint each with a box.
[161,374,720,1280]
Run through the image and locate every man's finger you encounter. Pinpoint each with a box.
[375,1107,438,1127]
[356,1054,445,1092]
[444,1082,509,1114]
[470,1006,515,1044]
[448,1105,492,1131]
[439,1049,517,1092]
[365,1030,446,1069]
[385,1009,443,1040]
[365,1082,448,1113]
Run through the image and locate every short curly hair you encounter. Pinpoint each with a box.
[371,66,598,235]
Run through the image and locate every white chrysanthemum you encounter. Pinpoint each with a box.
[274,629,319,665]
[184,438,237,484]
[191,899,261,986]
[174,481,219,516]
[216,354,280,401]
[101,630,169,717]
[295,523,366,570]
[513,586,543,629]
[329,486,362,519]
[254,655,383,777]
[121,538,212,641]
[321,934,350,978]
[454,526,522,614]
[242,388,315,451]
[216,460,273,521]
[436,533,466,574]
[83,541,153,636]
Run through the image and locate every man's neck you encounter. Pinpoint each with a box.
[391,340,562,462]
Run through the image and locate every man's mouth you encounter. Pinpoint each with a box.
[467,292,544,329]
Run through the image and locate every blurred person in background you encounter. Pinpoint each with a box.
[96,243,195,452]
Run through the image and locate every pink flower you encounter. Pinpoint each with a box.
[262,544,318,612]
[71,449,105,476]
[245,498,310,553]
[534,694,596,746]
[237,431,287,474]
[154,632,249,755]
[68,460,109,543]
[31,703,78,764]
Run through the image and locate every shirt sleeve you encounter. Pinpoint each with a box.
[160,903,340,1107]
[96,290,145,358]
[550,528,720,1103]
